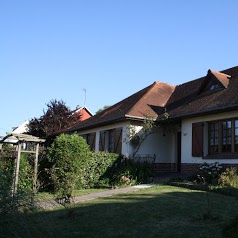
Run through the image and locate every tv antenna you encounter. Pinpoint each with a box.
[83,89,86,107]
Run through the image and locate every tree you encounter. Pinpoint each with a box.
[28,99,79,138]
[95,105,111,114]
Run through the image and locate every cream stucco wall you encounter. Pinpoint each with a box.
[181,110,238,164]
[124,122,177,163]
[77,120,177,164]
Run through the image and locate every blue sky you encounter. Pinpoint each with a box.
[1,0,238,135]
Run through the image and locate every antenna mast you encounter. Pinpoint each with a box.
[83,89,86,107]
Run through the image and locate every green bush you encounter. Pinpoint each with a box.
[0,145,15,190]
[218,167,238,188]
[18,153,33,192]
[112,158,153,186]
[77,152,120,188]
[48,133,91,203]
[0,146,33,215]
[0,145,32,193]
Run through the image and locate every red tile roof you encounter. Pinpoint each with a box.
[67,82,175,132]
[66,65,238,133]
[163,66,238,119]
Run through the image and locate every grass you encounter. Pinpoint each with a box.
[1,185,238,238]
[35,188,109,202]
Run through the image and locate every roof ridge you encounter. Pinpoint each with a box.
[127,82,157,116]
[127,81,175,117]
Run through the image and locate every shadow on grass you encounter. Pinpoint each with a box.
[1,185,238,238]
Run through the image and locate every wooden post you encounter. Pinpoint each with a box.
[13,142,21,196]
[32,143,39,202]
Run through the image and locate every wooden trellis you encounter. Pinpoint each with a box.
[0,133,45,197]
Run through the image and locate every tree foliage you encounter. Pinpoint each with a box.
[28,99,80,138]
[95,105,111,114]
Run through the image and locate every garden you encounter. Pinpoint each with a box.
[1,133,238,237]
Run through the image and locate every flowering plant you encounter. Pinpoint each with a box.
[120,175,131,185]
[197,162,223,185]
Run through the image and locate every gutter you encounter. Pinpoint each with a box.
[66,114,155,134]
[167,105,238,121]
[125,114,156,121]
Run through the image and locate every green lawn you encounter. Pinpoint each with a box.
[1,185,238,238]
[35,188,109,202]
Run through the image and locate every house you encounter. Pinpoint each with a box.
[12,120,29,134]
[1,120,30,145]
[72,106,93,122]
[65,66,238,175]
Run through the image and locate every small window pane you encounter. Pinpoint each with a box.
[223,130,226,136]
[235,120,238,127]
[235,128,238,136]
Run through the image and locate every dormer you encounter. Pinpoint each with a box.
[199,69,231,94]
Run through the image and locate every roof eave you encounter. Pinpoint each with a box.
[167,105,238,121]
[66,114,152,133]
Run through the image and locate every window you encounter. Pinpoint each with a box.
[99,128,122,154]
[235,120,238,152]
[222,121,232,152]
[208,119,238,155]
[82,133,96,151]
[208,83,220,91]
[209,122,219,154]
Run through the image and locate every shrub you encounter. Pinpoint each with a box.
[76,152,120,188]
[197,162,223,185]
[18,153,33,192]
[48,133,91,203]
[112,158,153,186]
[218,167,238,188]
[0,145,33,193]
[0,145,15,190]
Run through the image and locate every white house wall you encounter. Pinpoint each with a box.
[128,122,176,163]
[77,120,176,164]
[181,110,238,164]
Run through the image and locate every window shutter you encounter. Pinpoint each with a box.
[88,133,96,151]
[114,128,122,154]
[99,132,105,151]
[192,122,204,157]
[92,133,96,151]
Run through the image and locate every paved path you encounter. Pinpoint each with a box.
[37,184,153,208]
